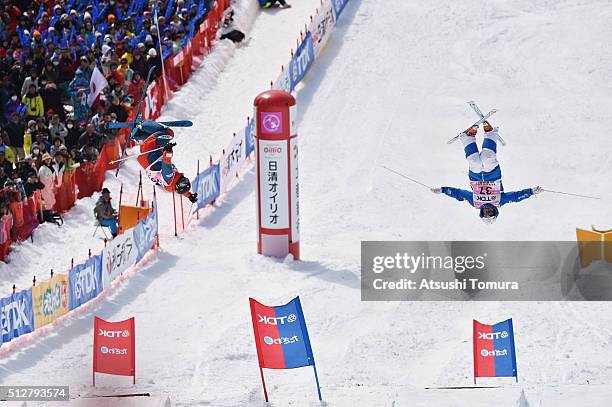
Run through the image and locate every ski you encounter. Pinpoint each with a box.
[106,120,194,129]
[447,109,497,144]
[114,66,156,177]
[467,101,506,145]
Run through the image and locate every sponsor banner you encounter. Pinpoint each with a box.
[273,68,292,93]
[290,137,300,242]
[193,163,221,211]
[289,32,315,92]
[32,274,69,328]
[309,0,336,57]
[331,0,350,18]
[249,297,315,369]
[69,255,103,310]
[221,129,247,192]
[246,119,256,157]
[93,317,135,379]
[473,319,517,381]
[0,289,34,345]
[258,140,289,229]
[102,228,137,289]
[132,199,158,263]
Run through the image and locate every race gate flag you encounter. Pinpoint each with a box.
[93,317,136,385]
[250,297,314,369]
[249,297,321,402]
[254,90,300,260]
[473,319,518,383]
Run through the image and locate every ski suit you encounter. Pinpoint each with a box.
[441,128,533,216]
[134,121,193,199]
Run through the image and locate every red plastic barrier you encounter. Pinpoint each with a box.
[54,171,77,213]
[0,214,11,261]
[106,139,121,170]
[75,161,98,199]
[11,194,40,242]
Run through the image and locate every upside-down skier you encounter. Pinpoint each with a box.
[132,120,198,203]
[430,121,542,224]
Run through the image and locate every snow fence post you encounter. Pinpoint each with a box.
[254,90,300,260]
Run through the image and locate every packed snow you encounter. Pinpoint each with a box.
[1,0,612,406]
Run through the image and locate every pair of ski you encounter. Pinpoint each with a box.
[447,101,506,145]
[108,67,194,176]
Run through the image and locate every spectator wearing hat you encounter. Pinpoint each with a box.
[22,83,44,119]
[69,69,90,122]
[94,187,118,237]
[146,48,161,79]
[38,152,57,211]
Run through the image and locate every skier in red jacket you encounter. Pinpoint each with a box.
[134,121,198,203]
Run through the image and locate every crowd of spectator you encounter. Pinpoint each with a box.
[0,0,214,223]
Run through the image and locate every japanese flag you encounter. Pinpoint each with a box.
[88,67,108,107]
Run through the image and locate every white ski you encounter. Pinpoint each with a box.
[467,101,507,145]
[447,109,497,144]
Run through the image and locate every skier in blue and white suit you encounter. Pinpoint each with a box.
[431,122,543,224]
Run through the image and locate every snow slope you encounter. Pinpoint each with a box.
[2,0,612,406]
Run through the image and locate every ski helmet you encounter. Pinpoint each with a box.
[479,204,499,225]
[175,175,191,195]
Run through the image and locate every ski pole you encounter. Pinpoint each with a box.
[542,188,600,200]
[381,165,431,189]
[109,146,164,164]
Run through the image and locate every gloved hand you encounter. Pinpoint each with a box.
[532,186,543,194]
[163,141,176,152]
[188,193,198,203]
[431,187,442,194]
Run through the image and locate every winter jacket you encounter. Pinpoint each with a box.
[24,180,44,198]
[22,93,44,117]
[48,123,68,143]
[441,186,534,207]
[94,196,117,221]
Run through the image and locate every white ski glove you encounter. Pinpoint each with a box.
[431,187,442,194]
[532,186,543,194]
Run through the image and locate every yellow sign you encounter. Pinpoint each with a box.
[576,226,612,268]
[33,273,70,328]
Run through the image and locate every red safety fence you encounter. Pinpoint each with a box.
[0,0,230,261]
[0,214,11,261]
[9,192,42,243]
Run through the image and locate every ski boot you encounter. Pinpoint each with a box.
[464,125,478,137]
[483,121,493,133]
